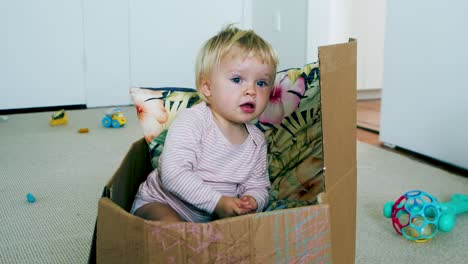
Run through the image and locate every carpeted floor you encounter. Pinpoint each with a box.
[356,143,468,263]
[0,107,467,263]
[0,107,141,264]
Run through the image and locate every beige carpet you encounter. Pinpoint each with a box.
[0,107,141,264]
[0,107,467,263]
[356,143,468,263]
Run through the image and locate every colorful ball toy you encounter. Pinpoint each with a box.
[383,190,468,242]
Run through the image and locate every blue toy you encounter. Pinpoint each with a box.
[383,190,468,242]
[26,193,36,203]
[102,108,127,128]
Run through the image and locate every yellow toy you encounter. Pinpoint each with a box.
[49,109,68,126]
[102,108,126,128]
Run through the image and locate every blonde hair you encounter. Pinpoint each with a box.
[195,24,278,102]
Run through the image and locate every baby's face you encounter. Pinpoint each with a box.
[201,46,274,125]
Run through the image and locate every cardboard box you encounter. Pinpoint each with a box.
[89,40,357,264]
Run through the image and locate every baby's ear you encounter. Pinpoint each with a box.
[199,77,212,98]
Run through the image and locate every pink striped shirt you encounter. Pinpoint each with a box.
[131,102,270,222]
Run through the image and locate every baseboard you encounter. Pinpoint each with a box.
[357,89,381,100]
[0,104,86,115]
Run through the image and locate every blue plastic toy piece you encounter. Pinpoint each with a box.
[111,119,120,128]
[438,194,468,232]
[102,116,112,128]
[26,193,36,203]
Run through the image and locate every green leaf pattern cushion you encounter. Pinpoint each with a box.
[130,62,324,212]
[253,62,324,211]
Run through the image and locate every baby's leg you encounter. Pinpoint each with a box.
[134,202,184,222]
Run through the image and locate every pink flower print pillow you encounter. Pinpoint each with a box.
[259,70,306,125]
[130,87,200,167]
[131,88,169,144]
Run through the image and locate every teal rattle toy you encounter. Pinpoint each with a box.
[383,190,468,242]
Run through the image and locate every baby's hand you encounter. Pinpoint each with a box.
[239,195,258,213]
[214,196,251,219]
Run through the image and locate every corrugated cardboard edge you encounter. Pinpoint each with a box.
[97,197,332,263]
[319,39,357,264]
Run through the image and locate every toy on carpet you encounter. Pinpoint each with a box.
[102,108,126,128]
[49,109,68,126]
[26,193,36,203]
[78,128,89,133]
[383,190,468,242]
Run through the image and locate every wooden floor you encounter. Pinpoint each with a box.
[356,99,467,177]
[356,99,381,146]
[357,99,381,133]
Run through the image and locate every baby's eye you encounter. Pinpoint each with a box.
[257,80,268,87]
[231,77,241,84]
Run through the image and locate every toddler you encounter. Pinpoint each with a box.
[131,25,278,222]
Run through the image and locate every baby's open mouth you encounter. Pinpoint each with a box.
[240,102,255,113]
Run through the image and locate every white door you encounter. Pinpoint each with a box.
[129,0,246,88]
[0,1,86,110]
[83,0,131,107]
[380,0,468,170]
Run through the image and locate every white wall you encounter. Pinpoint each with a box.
[307,0,331,63]
[314,0,387,93]
[328,0,353,44]
[1,0,385,110]
[352,0,386,91]
[252,0,308,70]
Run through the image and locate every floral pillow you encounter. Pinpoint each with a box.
[130,62,324,211]
[254,62,324,211]
[130,87,200,167]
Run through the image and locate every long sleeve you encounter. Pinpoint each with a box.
[239,138,271,212]
[158,109,222,214]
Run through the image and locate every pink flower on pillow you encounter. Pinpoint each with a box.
[130,88,168,143]
[259,71,305,125]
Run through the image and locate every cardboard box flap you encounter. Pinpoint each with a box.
[319,40,357,264]
[319,40,357,188]
[106,138,153,211]
[97,198,147,263]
